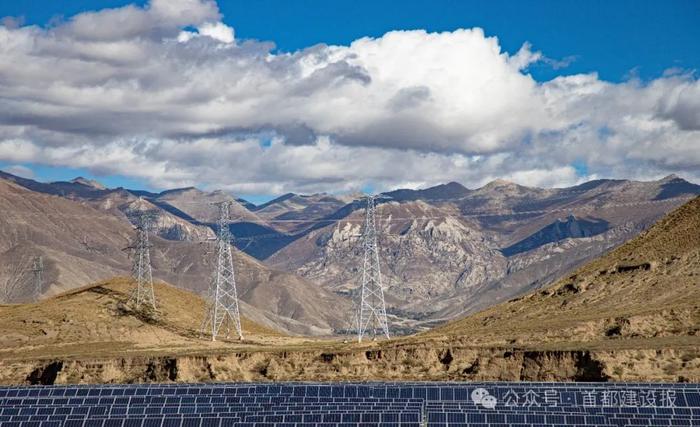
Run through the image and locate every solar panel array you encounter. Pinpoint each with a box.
[0,381,697,426]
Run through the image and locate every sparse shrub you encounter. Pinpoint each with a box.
[402,357,422,368]
[612,366,624,378]
[681,352,698,363]
[663,364,678,375]
[253,360,269,377]
[605,325,622,337]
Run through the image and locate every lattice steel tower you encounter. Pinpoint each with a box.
[31,256,43,301]
[129,213,157,310]
[356,195,390,342]
[201,201,243,341]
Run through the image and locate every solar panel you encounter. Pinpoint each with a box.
[0,382,697,426]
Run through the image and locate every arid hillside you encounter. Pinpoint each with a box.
[421,195,700,349]
[0,278,281,360]
[0,179,351,335]
[268,176,700,326]
[3,169,699,335]
[0,196,697,385]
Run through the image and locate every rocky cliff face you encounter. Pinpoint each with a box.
[501,215,609,256]
[429,195,700,348]
[271,201,507,304]
[0,182,351,335]
[98,190,215,242]
[267,178,700,328]
[5,346,696,385]
[2,168,699,334]
[0,198,697,385]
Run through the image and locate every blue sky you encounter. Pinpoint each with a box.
[1,0,699,201]
[6,0,699,82]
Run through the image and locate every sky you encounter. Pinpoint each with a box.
[0,0,698,201]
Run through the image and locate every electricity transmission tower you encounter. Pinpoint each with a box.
[356,195,390,342]
[201,201,243,341]
[128,212,157,310]
[31,256,43,301]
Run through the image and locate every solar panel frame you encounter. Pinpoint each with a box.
[1,382,698,427]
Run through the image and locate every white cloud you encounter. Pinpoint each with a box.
[0,140,41,162]
[0,0,698,194]
[200,22,234,43]
[177,22,234,44]
[4,164,34,179]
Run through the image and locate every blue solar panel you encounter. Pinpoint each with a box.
[0,382,697,427]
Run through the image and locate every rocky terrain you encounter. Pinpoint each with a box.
[0,178,350,335]
[253,193,351,234]
[424,195,700,347]
[0,196,697,385]
[0,171,214,243]
[268,176,699,326]
[0,278,280,359]
[1,169,699,334]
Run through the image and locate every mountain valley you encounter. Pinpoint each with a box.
[1,169,699,336]
[0,196,697,384]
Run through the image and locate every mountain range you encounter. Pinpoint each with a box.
[1,195,697,384]
[424,193,700,353]
[1,169,698,335]
[265,175,700,327]
[0,174,349,336]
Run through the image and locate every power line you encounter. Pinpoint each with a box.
[31,256,43,302]
[356,195,390,343]
[126,212,157,310]
[220,196,695,243]
[200,201,243,341]
[3,195,693,223]
[224,195,694,224]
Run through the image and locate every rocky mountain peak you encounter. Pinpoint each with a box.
[478,179,526,192]
[70,177,106,190]
[382,181,470,202]
[486,178,514,187]
[655,175,700,200]
[424,181,470,198]
[659,174,682,183]
[158,186,199,196]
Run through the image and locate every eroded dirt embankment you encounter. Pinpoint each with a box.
[3,345,697,385]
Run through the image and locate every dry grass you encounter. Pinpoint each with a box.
[0,277,286,360]
[410,197,700,350]
[0,198,698,381]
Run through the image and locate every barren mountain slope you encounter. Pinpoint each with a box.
[425,222,642,319]
[0,278,281,361]
[155,187,263,224]
[3,169,698,336]
[95,190,214,242]
[0,198,698,384]
[0,171,214,242]
[453,175,698,244]
[0,179,134,298]
[254,193,348,234]
[268,177,699,327]
[422,196,700,349]
[2,203,698,385]
[268,199,506,304]
[0,179,351,335]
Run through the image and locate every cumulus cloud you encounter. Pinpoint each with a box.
[177,21,234,44]
[4,164,34,179]
[0,0,698,195]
